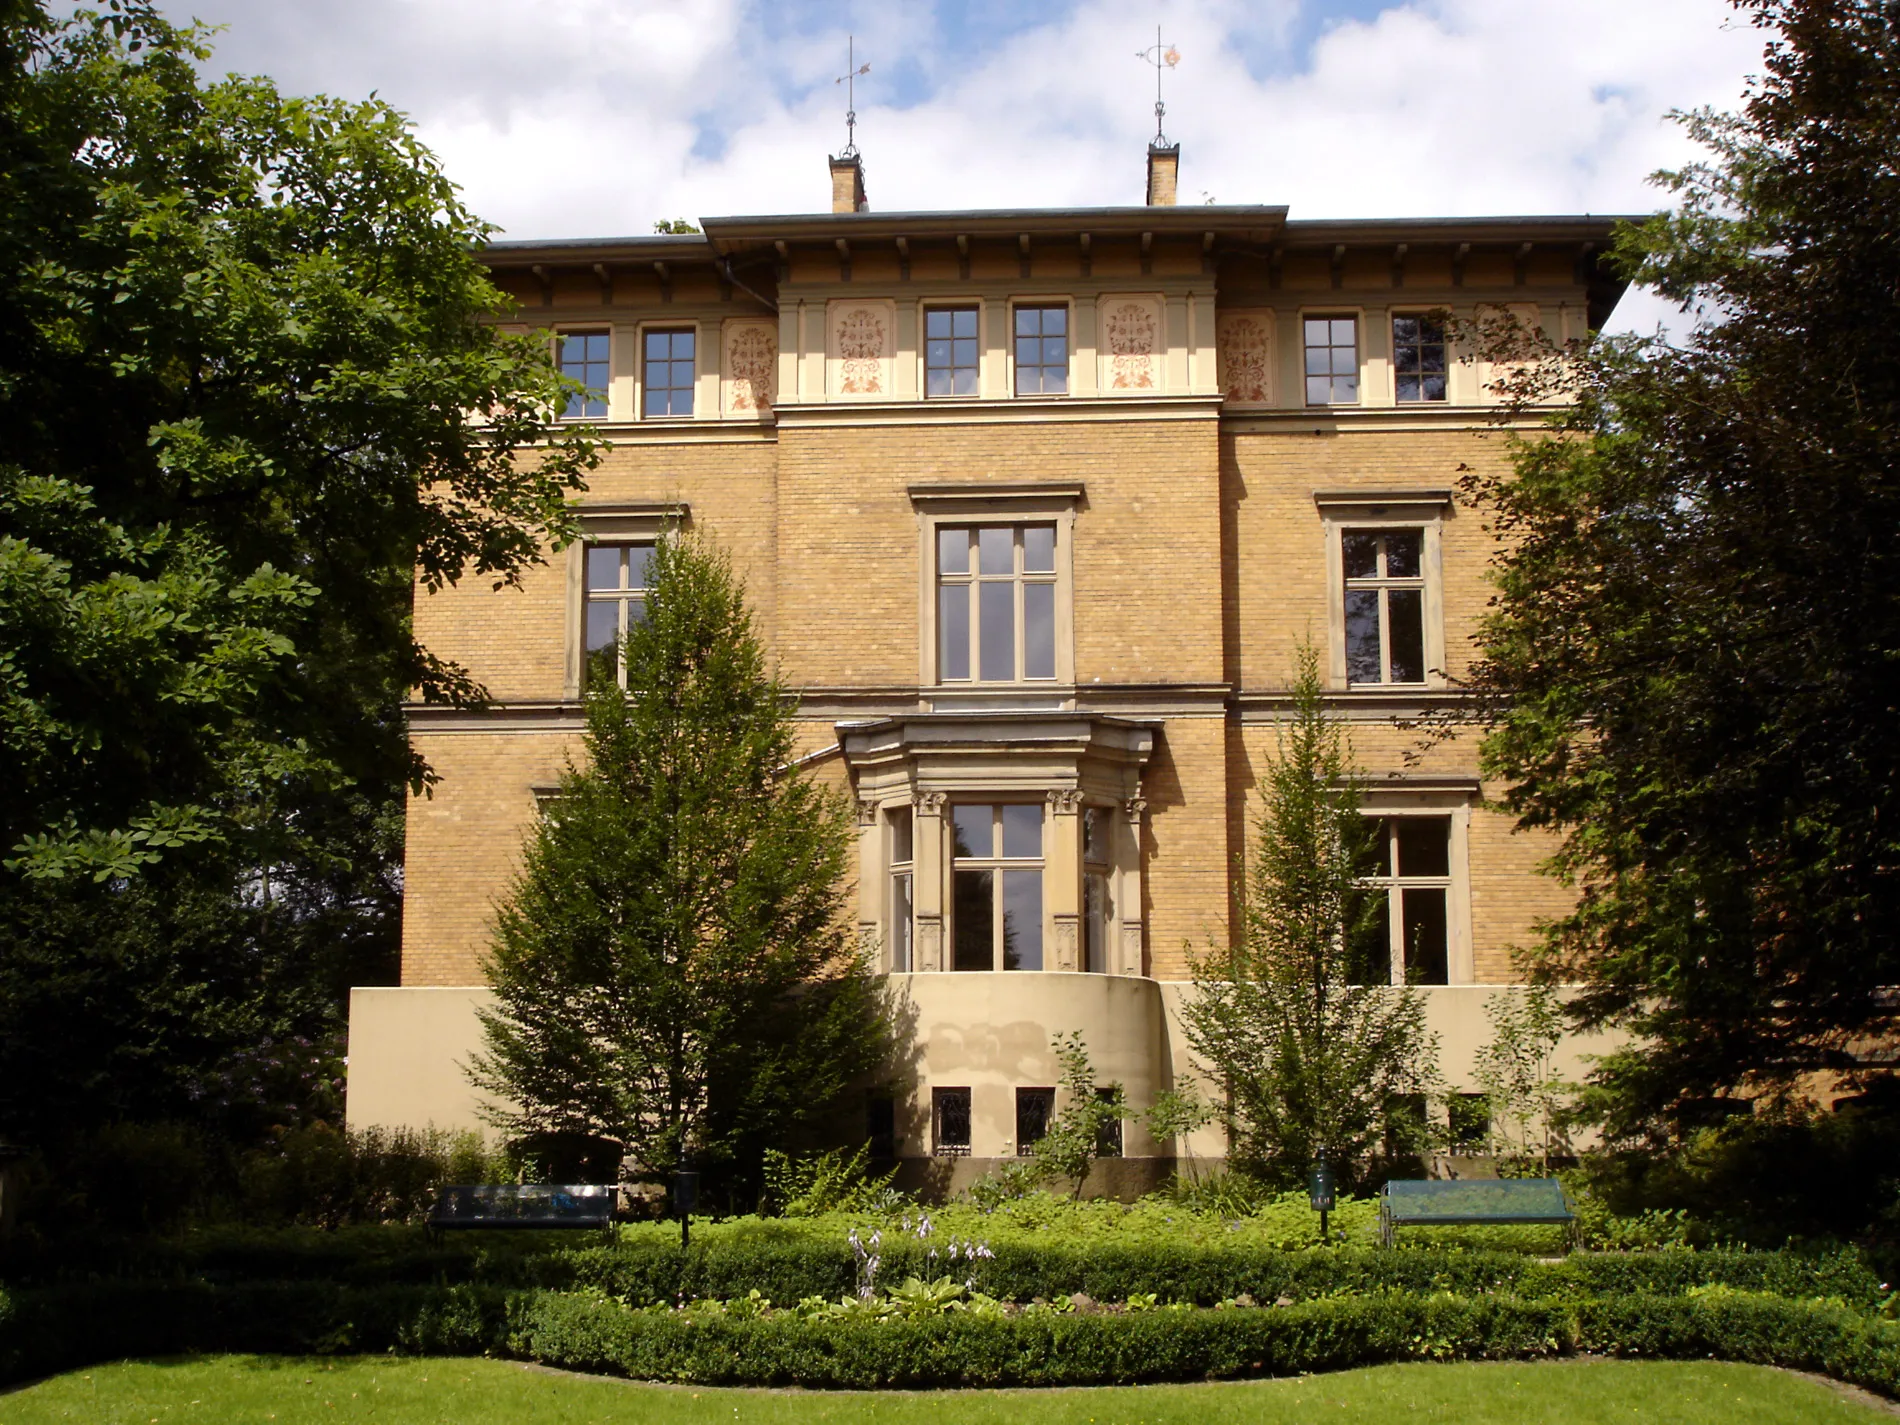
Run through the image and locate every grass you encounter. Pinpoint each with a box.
[0,1356,1889,1424]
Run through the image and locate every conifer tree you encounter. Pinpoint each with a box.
[1180,644,1437,1190]
[471,533,887,1196]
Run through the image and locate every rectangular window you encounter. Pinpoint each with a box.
[889,806,913,973]
[1015,1087,1054,1156]
[1364,815,1452,985]
[1304,316,1359,404]
[642,329,695,417]
[584,541,656,688]
[937,524,1057,683]
[559,331,610,419]
[1013,305,1068,395]
[1095,1087,1123,1158]
[868,1096,896,1158]
[933,1087,971,1156]
[952,803,1043,971]
[1393,315,1448,402]
[1342,529,1426,685]
[925,306,979,397]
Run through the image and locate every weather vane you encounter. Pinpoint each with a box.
[835,35,871,158]
[1135,26,1180,145]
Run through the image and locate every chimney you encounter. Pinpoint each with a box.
[830,154,868,213]
[1146,143,1179,206]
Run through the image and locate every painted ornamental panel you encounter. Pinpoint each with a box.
[826,299,896,399]
[1216,309,1274,407]
[1098,295,1162,393]
[1474,302,1541,403]
[722,319,778,415]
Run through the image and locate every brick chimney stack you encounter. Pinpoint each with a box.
[1146,143,1179,206]
[830,154,868,213]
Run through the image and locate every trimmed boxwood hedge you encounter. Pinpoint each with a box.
[14,1230,1869,1308]
[5,1281,1900,1394]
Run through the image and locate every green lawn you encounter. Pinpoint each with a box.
[0,1356,1888,1424]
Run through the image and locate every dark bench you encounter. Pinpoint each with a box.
[426,1183,615,1240]
[1380,1177,1576,1248]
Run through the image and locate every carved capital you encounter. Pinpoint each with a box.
[1122,796,1149,825]
[1119,920,1145,976]
[914,791,948,818]
[855,799,881,827]
[1045,788,1085,816]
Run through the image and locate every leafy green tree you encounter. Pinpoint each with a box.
[0,0,596,1146]
[471,534,890,1199]
[1472,988,1570,1172]
[1180,644,1438,1190]
[1462,0,1900,1136]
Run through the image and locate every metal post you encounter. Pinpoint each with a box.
[674,1168,698,1253]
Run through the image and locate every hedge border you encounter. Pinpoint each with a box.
[5,1282,1900,1395]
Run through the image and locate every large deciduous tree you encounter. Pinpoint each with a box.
[471,534,889,1202]
[1465,0,1900,1135]
[0,0,596,1145]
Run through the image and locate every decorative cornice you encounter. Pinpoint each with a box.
[1312,488,1454,510]
[773,394,1220,429]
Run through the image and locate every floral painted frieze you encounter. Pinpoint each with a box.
[1100,296,1161,392]
[1217,310,1273,406]
[828,300,895,398]
[723,319,778,415]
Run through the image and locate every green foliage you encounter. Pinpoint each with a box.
[8,1273,1900,1393]
[1473,988,1571,1170]
[1461,0,1900,1128]
[0,2,596,1148]
[652,218,702,234]
[1022,1033,1127,1198]
[1180,643,1438,1190]
[471,533,891,1203]
[761,1145,900,1218]
[235,1125,509,1228]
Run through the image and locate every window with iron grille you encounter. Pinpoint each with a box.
[933,1087,971,1157]
[1015,1087,1054,1156]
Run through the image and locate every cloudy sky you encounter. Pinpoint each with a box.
[160,0,1768,332]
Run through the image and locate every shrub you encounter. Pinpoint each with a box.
[236,1125,508,1227]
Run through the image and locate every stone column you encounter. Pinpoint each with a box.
[1116,795,1148,976]
[912,792,947,972]
[1046,789,1084,972]
[855,799,882,966]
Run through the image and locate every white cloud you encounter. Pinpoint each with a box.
[173,0,1764,308]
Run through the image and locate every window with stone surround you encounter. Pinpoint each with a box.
[1343,528,1427,685]
[1084,806,1111,974]
[937,524,1058,684]
[584,541,655,689]
[924,306,979,397]
[1013,305,1069,395]
[951,802,1044,971]
[642,328,695,417]
[889,805,914,973]
[1304,315,1359,405]
[558,330,610,419]
[1364,815,1453,985]
[1392,314,1448,403]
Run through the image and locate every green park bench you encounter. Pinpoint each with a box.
[1379,1177,1577,1248]
[425,1183,615,1241]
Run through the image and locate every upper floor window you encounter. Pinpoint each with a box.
[925,307,979,397]
[952,802,1043,971]
[1304,316,1359,405]
[1365,815,1452,984]
[1014,306,1068,395]
[643,329,695,417]
[1393,315,1448,403]
[584,541,655,688]
[1343,528,1425,685]
[559,331,609,419]
[937,524,1057,683]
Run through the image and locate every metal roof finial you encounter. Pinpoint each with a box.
[835,34,871,159]
[1135,25,1180,146]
